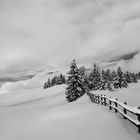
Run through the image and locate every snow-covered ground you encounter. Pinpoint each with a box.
[94,83,140,107]
[0,83,140,140]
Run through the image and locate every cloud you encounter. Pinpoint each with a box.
[0,0,140,76]
[126,52,140,73]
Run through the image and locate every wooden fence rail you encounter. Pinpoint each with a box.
[87,92,140,133]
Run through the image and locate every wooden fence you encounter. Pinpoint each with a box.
[87,92,140,133]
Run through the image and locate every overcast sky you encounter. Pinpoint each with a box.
[0,0,140,76]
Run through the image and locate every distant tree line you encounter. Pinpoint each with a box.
[43,74,66,89]
[43,59,140,102]
[65,60,140,102]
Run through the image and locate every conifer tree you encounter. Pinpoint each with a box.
[105,69,113,90]
[106,80,113,91]
[105,69,112,82]
[132,73,138,83]
[65,59,86,102]
[62,75,66,84]
[136,73,140,81]
[59,74,66,84]
[90,63,101,90]
[124,71,133,83]
[56,74,63,85]
[79,66,86,76]
[138,72,140,80]
[47,78,51,87]
[114,67,128,88]
[44,78,51,89]
[43,82,48,89]
[57,75,62,85]
[79,66,90,91]
[111,71,118,81]
[100,70,107,90]
[51,76,57,86]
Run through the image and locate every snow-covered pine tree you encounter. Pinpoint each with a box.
[88,72,94,90]
[105,69,112,82]
[57,75,62,85]
[114,66,128,88]
[57,74,66,85]
[79,66,90,91]
[136,72,140,81]
[46,78,51,88]
[100,70,107,90]
[104,69,113,90]
[90,63,102,90]
[106,80,113,91]
[138,72,140,80]
[48,78,51,87]
[44,78,51,89]
[79,66,86,76]
[43,82,48,89]
[60,74,66,84]
[124,71,133,83]
[132,73,138,83]
[111,70,118,81]
[51,76,57,86]
[62,75,66,84]
[65,59,86,102]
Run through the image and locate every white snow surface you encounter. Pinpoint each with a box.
[93,83,140,107]
[0,84,140,140]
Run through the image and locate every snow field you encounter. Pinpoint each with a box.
[0,84,140,140]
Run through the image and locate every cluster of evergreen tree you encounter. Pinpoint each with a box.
[44,74,66,89]
[88,65,140,91]
[65,60,140,102]
[43,59,140,102]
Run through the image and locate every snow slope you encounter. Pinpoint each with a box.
[0,84,140,140]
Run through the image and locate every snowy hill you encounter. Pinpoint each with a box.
[0,84,140,140]
[0,61,140,140]
[0,67,67,94]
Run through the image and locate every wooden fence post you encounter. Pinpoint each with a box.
[123,102,127,119]
[137,106,140,133]
[92,94,95,103]
[104,95,106,106]
[109,97,112,110]
[98,95,100,104]
[96,95,99,104]
[94,95,96,103]
[94,94,96,103]
[114,99,118,113]
[96,95,98,104]
[101,95,103,105]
